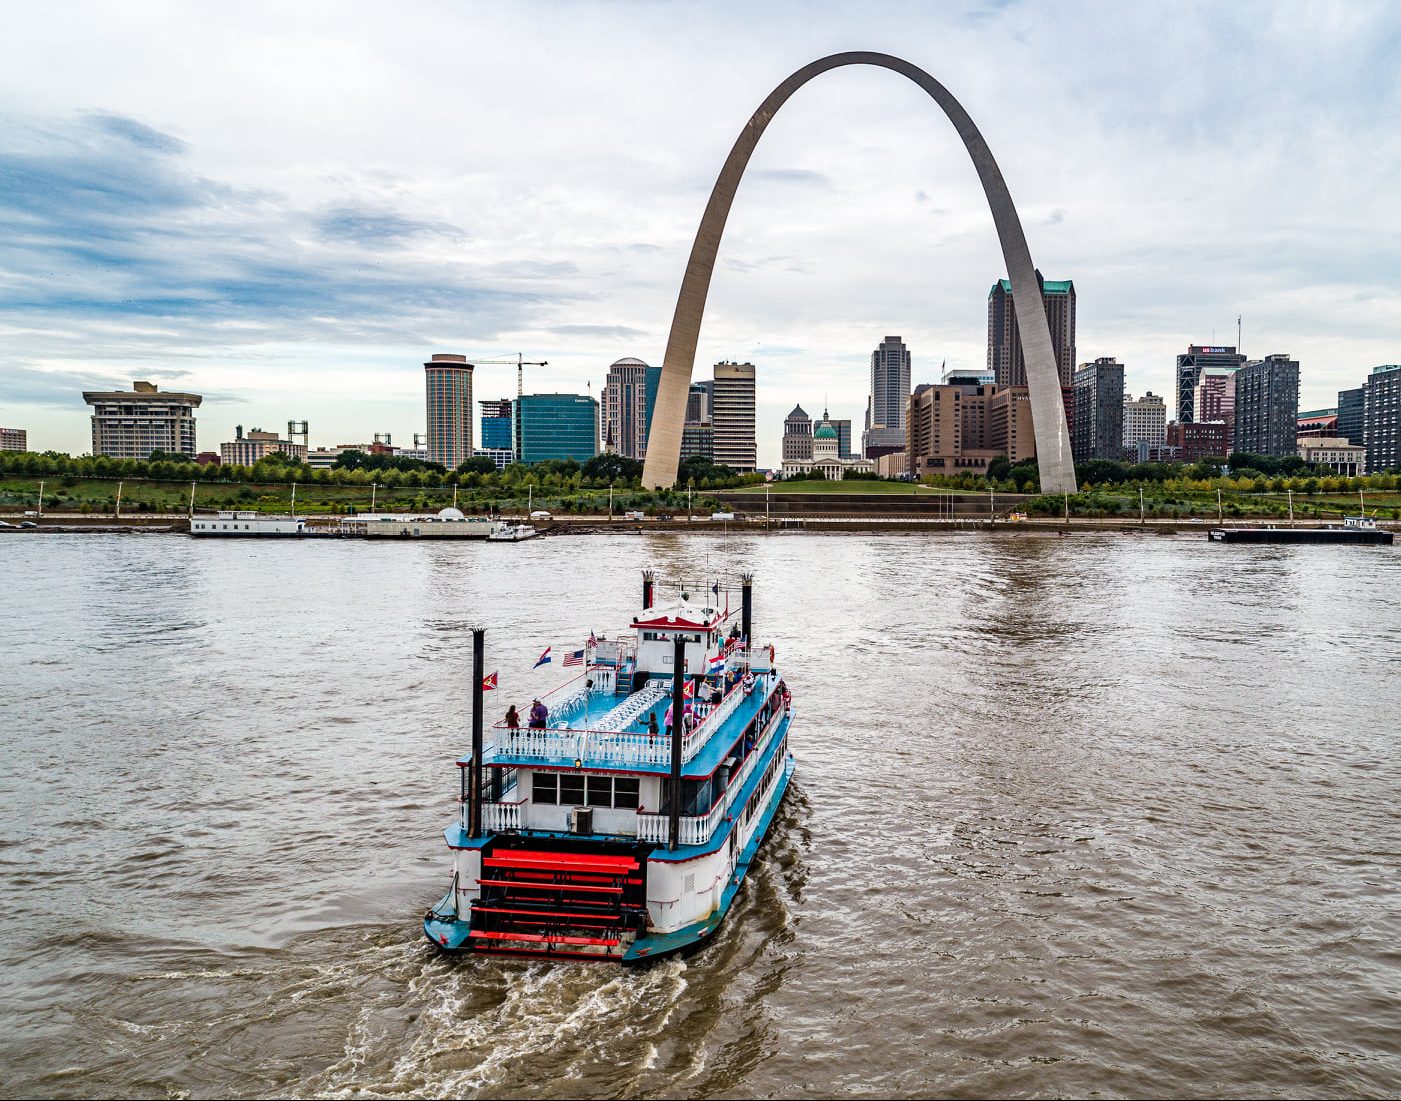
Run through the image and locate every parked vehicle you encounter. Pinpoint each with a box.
[711,511,736,521]
[530,510,552,521]
[623,510,646,521]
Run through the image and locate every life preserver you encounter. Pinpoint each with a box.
[769,644,776,662]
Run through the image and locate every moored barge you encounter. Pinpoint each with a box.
[424,571,795,963]
[1209,514,1393,545]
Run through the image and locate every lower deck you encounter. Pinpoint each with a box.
[425,712,795,962]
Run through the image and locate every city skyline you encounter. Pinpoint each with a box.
[4,3,1401,466]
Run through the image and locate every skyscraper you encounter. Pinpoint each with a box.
[1071,358,1125,463]
[82,379,201,460]
[601,357,662,459]
[479,398,513,452]
[1363,364,1401,473]
[1175,345,1246,423]
[711,361,756,471]
[424,354,473,468]
[1233,354,1300,457]
[515,393,599,465]
[783,404,813,462]
[987,273,1076,387]
[863,336,911,458]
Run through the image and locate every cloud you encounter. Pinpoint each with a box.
[548,323,648,339]
[749,168,832,189]
[316,206,462,248]
[0,111,547,372]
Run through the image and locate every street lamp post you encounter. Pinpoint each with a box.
[1139,486,1145,525]
[115,480,123,520]
[1287,488,1295,526]
[371,481,378,511]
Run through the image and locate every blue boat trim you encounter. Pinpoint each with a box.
[623,752,795,961]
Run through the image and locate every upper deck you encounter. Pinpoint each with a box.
[479,592,776,778]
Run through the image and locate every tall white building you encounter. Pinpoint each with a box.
[711,361,756,472]
[1123,391,1168,460]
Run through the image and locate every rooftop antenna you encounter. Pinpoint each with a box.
[1237,315,1242,353]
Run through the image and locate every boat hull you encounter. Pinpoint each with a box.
[423,746,795,965]
[1209,527,1393,545]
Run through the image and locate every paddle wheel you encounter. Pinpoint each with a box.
[468,839,650,961]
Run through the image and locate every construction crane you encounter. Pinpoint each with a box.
[465,353,549,399]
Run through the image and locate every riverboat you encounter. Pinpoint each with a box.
[424,571,795,963]
[190,510,304,537]
[1209,514,1394,545]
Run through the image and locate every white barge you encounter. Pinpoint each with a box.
[424,571,795,962]
[190,510,305,537]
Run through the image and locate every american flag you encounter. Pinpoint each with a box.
[587,630,597,647]
[563,649,585,667]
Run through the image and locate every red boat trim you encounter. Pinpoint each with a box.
[476,878,624,894]
[470,929,621,947]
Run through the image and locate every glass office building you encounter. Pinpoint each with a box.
[515,393,599,465]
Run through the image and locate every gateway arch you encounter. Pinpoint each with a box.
[640,51,1077,494]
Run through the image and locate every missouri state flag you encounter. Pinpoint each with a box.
[481,671,498,691]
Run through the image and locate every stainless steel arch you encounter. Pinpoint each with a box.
[640,51,1076,493]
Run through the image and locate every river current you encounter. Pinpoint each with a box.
[2,531,1399,1099]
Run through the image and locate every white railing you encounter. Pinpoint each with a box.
[634,805,722,846]
[482,799,525,832]
[488,670,778,769]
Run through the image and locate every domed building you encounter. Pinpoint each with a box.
[780,409,875,480]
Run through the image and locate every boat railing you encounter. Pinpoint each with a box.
[481,799,525,832]
[490,679,743,767]
[632,706,783,846]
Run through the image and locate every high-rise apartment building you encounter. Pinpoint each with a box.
[601,357,661,459]
[220,426,308,466]
[987,273,1076,387]
[424,354,473,468]
[1122,392,1167,461]
[82,380,201,460]
[515,393,599,465]
[863,336,911,458]
[1363,364,1401,473]
[711,361,756,471]
[1233,353,1300,457]
[783,405,814,462]
[1071,357,1125,463]
[0,427,27,452]
[1175,345,1246,423]
[480,398,513,452]
[1337,386,1366,447]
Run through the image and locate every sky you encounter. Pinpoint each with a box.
[3,0,1400,466]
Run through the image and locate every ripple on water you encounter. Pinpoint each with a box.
[2,533,1400,1098]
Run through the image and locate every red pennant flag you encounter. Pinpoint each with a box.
[482,671,498,691]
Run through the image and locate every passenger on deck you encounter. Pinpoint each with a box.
[528,698,548,729]
[647,712,659,742]
[504,704,520,730]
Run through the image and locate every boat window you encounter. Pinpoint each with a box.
[532,772,558,805]
[559,774,585,805]
[613,777,639,809]
[585,775,612,807]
